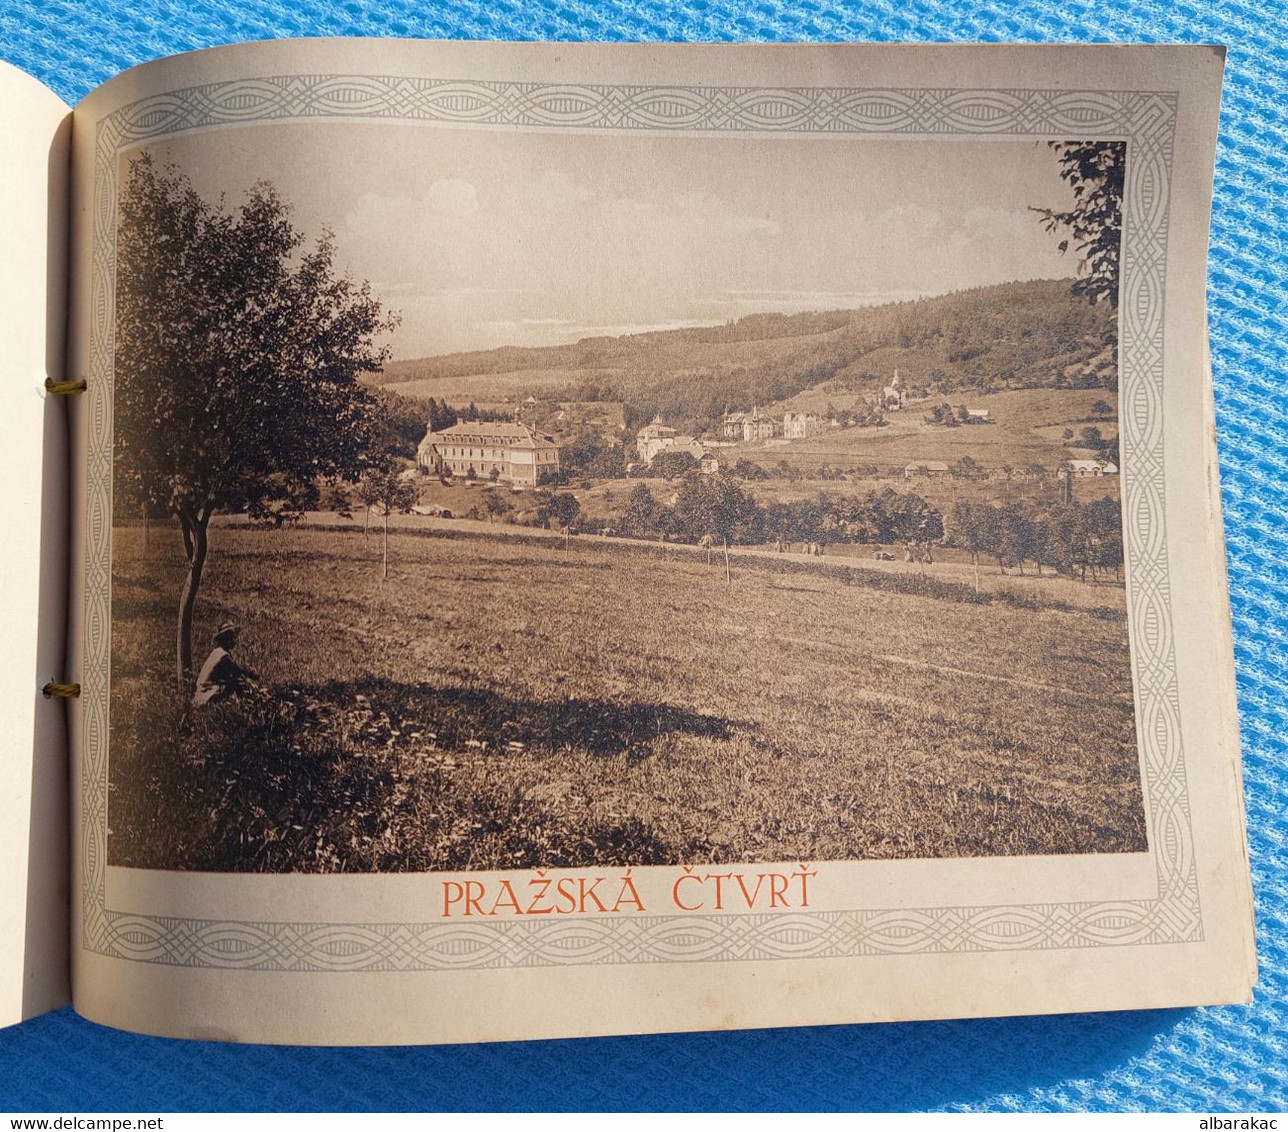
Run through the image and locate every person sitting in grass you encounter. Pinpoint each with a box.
[192,621,257,707]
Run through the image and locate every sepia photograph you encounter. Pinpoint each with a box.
[107,122,1144,873]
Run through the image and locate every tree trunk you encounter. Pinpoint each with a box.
[176,513,209,694]
[364,505,371,541]
[724,538,731,585]
[383,508,389,580]
[972,551,980,594]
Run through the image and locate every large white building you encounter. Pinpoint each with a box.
[418,421,560,488]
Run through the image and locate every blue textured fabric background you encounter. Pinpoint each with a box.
[1,0,1285,1114]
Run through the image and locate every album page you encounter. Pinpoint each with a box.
[66,39,1254,1044]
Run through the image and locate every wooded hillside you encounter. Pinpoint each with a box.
[378,278,1116,431]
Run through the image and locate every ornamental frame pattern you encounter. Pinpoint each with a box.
[81,75,1194,971]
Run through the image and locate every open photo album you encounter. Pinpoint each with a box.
[0,39,1256,1044]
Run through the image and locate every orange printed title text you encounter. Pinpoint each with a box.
[441,865,818,918]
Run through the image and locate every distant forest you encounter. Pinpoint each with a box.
[377,278,1117,433]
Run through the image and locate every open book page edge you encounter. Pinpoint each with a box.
[1202,327,1258,995]
[0,60,73,1025]
[65,39,1254,1044]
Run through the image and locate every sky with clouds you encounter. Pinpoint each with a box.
[132,122,1083,360]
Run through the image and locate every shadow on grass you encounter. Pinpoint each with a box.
[108,674,751,871]
[294,676,745,763]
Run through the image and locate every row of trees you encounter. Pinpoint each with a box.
[618,479,944,551]
[947,498,1123,586]
[468,487,581,531]
[611,474,1123,585]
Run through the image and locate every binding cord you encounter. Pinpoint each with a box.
[42,681,81,699]
[45,378,86,395]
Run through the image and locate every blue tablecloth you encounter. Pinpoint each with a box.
[0,0,1284,1112]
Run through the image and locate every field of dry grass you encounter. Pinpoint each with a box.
[109,522,1147,872]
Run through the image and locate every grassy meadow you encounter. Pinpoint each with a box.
[109,521,1147,872]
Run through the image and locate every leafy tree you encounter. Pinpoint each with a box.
[115,154,397,690]
[650,449,700,481]
[1086,496,1125,581]
[671,473,760,545]
[730,458,769,481]
[1090,399,1113,420]
[321,483,354,518]
[537,491,581,530]
[621,483,658,537]
[950,501,989,592]
[481,487,512,522]
[1077,426,1105,450]
[888,491,944,549]
[1032,141,1126,308]
[377,387,435,460]
[560,430,624,480]
[1045,503,1092,580]
[357,470,417,579]
[423,396,459,433]
[994,503,1036,574]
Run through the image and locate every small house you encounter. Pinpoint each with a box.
[904,460,950,480]
[1067,459,1119,477]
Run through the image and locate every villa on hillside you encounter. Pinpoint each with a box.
[720,408,783,442]
[636,422,681,463]
[720,412,748,441]
[635,421,721,471]
[783,410,822,439]
[418,421,560,488]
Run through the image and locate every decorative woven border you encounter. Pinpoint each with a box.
[82,75,1195,971]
